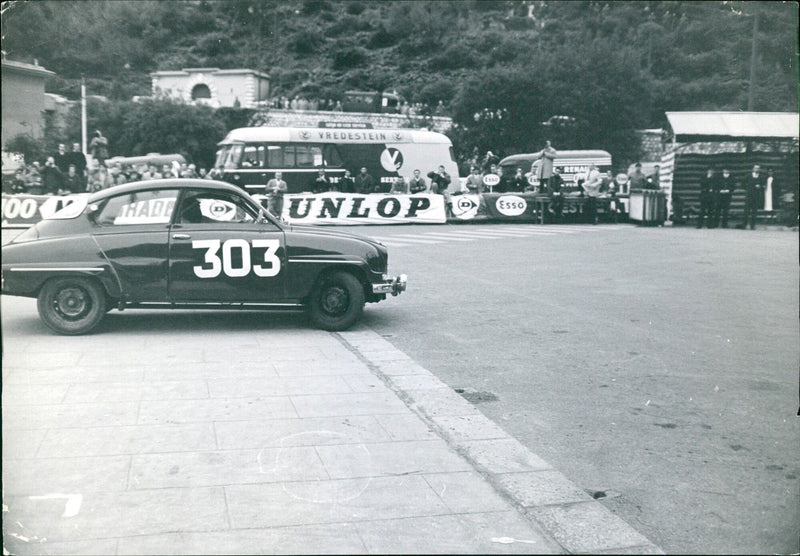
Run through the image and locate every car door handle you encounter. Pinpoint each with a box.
[172,234,191,240]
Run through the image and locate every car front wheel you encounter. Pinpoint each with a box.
[309,271,365,331]
[37,277,107,335]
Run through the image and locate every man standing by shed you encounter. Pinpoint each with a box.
[713,167,735,228]
[696,167,716,229]
[740,164,765,230]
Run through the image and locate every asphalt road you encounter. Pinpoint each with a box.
[3,221,798,554]
[353,222,799,555]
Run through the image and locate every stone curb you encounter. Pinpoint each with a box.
[337,329,664,555]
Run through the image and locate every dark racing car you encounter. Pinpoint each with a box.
[1,179,406,334]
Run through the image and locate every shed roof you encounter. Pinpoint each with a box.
[666,112,798,140]
[1,59,55,78]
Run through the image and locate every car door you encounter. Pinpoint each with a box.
[91,188,178,302]
[167,188,287,302]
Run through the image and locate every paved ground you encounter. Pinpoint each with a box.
[1,290,661,555]
[352,222,800,554]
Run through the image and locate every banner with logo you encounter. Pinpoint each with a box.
[2,194,89,228]
[450,194,483,220]
[256,193,447,225]
[483,193,539,220]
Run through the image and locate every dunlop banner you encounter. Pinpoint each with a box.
[2,194,89,228]
[256,193,447,225]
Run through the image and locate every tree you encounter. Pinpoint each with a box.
[4,134,46,165]
[118,99,226,169]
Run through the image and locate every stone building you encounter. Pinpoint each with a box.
[150,68,270,108]
[1,58,55,147]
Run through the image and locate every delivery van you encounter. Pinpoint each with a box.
[499,150,612,192]
[212,124,459,194]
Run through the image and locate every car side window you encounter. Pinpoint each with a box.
[95,189,178,226]
[177,190,259,224]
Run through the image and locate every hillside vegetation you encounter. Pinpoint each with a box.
[3,0,797,165]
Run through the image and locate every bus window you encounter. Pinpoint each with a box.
[266,145,282,168]
[295,145,322,168]
[241,145,261,167]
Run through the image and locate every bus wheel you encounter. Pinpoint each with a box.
[309,272,365,331]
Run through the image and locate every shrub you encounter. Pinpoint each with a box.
[346,2,365,15]
[366,25,399,49]
[332,47,368,70]
[288,33,324,55]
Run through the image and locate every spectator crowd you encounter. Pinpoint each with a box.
[263,95,446,117]
[3,133,208,196]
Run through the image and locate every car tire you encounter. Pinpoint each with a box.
[37,277,107,335]
[308,271,365,331]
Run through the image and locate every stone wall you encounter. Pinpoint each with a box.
[249,108,453,133]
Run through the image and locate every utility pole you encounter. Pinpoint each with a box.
[747,4,759,111]
[81,76,87,155]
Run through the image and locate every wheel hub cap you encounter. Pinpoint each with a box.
[321,286,348,315]
[55,287,89,318]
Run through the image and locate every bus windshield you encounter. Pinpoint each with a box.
[215,144,243,169]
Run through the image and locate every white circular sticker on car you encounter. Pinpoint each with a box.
[380,148,404,172]
[200,199,236,221]
[495,195,527,216]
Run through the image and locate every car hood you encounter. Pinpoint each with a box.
[286,224,386,250]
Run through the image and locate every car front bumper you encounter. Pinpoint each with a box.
[373,273,407,296]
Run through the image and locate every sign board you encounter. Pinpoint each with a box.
[256,193,446,225]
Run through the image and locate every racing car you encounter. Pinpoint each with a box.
[1,179,406,334]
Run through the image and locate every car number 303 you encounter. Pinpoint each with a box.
[192,238,281,278]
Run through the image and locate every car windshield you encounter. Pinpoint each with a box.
[44,194,91,220]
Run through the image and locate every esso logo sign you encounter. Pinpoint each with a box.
[527,174,538,186]
[380,148,404,172]
[483,174,500,186]
[495,195,527,216]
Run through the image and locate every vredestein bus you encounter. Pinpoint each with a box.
[210,124,460,194]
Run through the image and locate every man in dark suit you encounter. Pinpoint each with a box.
[354,167,376,194]
[740,164,765,230]
[713,167,735,228]
[696,167,716,229]
[548,167,565,223]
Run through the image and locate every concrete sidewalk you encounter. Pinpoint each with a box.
[2,299,662,554]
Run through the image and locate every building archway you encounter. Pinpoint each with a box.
[191,83,212,100]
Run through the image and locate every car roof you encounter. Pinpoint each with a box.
[87,179,245,203]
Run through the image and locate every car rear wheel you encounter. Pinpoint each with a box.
[37,277,106,335]
[309,271,365,331]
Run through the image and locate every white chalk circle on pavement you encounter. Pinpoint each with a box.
[259,431,373,503]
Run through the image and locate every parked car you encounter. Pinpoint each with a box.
[1,179,407,334]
